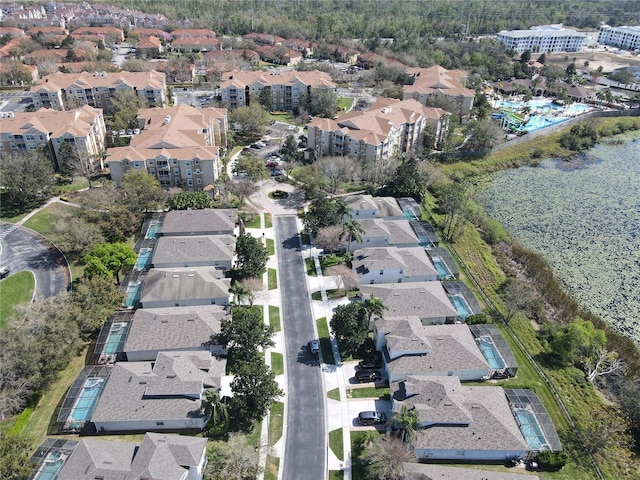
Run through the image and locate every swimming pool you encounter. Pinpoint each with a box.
[135,248,153,270]
[124,281,142,308]
[431,257,452,280]
[450,294,473,319]
[403,207,418,221]
[145,221,159,239]
[476,336,506,369]
[33,457,65,480]
[70,377,104,422]
[521,115,568,132]
[515,408,549,450]
[103,322,129,355]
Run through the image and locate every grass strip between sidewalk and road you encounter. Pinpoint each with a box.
[268,401,284,445]
[266,238,275,256]
[268,268,277,290]
[271,352,284,376]
[316,317,335,365]
[264,456,280,480]
[329,428,344,461]
[268,305,281,332]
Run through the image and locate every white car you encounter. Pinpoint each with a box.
[133,128,141,135]
[287,125,297,131]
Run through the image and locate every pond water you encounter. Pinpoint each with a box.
[478,135,640,342]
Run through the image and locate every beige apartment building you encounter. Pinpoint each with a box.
[0,105,106,171]
[107,104,227,191]
[403,66,475,116]
[219,70,336,111]
[30,71,167,113]
[307,98,448,163]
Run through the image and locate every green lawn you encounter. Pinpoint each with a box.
[305,258,317,276]
[311,289,351,301]
[0,192,41,223]
[55,177,89,193]
[268,401,284,445]
[268,268,277,290]
[0,271,35,329]
[327,388,340,401]
[319,254,348,273]
[337,97,354,112]
[264,456,280,480]
[264,213,273,228]
[271,352,284,376]
[328,471,344,480]
[242,213,261,229]
[329,428,344,461]
[22,201,77,237]
[348,386,390,400]
[266,238,275,256]
[317,317,335,365]
[269,305,281,332]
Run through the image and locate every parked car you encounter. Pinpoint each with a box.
[265,161,279,168]
[355,370,381,383]
[126,129,133,135]
[0,267,9,279]
[250,143,263,149]
[358,358,383,370]
[357,411,387,426]
[133,128,141,135]
[270,169,284,177]
[308,339,320,355]
[118,129,126,136]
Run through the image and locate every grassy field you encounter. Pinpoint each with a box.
[329,428,344,461]
[271,352,284,375]
[0,271,35,329]
[268,268,277,290]
[22,201,78,237]
[242,212,261,229]
[269,305,281,332]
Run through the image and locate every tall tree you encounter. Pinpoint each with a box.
[362,435,414,480]
[120,170,168,215]
[315,225,344,254]
[203,390,230,437]
[228,102,269,142]
[0,150,55,208]
[438,182,468,239]
[340,219,365,253]
[302,85,337,118]
[381,156,427,201]
[233,155,269,181]
[302,195,343,235]
[234,233,268,280]
[363,294,387,322]
[110,89,146,131]
[330,302,369,356]
[391,404,422,443]
[83,242,137,284]
[222,307,275,361]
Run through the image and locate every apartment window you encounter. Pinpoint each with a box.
[196,178,201,185]
[133,162,140,168]
[28,144,36,150]
[380,270,384,275]
[195,169,200,175]
[148,160,154,165]
[186,169,192,177]
[185,161,191,166]
[172,159,178,165]
[55,139,61,144]
[25,135,35,141]
[156,421,164,426]
[149,168,156,174]
[38,134,45,141]
[173,169,179,176]
[194,159,199,165]
[188,179,193,186]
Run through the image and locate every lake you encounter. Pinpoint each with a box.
[478,135,640,342]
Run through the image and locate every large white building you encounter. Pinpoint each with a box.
[598,25,640,52]
[496,24,587,53]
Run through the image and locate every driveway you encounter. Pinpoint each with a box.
[0,222,71,299]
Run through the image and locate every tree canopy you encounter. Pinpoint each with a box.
[234,233,268,280]
[233,155,270,181]
[83,242,137,284]
[0,149,55,208]
[170,191,215,210]
[120,170,168,214]
[110,90,146,131]
[330,302,370,356]
[221,307,275,361]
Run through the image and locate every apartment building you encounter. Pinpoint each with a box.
[107,104,228,190]
[598,25,640,52]
[0,105,106,171]
[496,24,587,53]
[30,71,167,112]
[219,70,336,111]
[307,98,448,163]
[403,66,475,116]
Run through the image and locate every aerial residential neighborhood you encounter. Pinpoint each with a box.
[1,2,640,480]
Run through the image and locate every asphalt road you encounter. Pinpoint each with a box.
[0,223,70,299]
[276,215,326,480]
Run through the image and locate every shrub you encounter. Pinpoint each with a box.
[466,314,489,324]
[535,450,568,471]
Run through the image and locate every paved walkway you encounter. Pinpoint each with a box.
[246,185,389,480]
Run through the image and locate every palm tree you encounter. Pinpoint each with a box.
[363,294,387,322]
[341,219,364,254]
[202,390,229,437]
[335,199,350,222]
[229,281,251,306]
[391,404,421,443]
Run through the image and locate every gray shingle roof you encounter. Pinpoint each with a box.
[124,305,229,353]
[140,268,231,304]
[377,320,489,376]
[361,282,458,319]
[343,194,403,218]
[402,463,540,480]
[57,439,135,480]
[392,376,528,452]
[132,433,206,480]
[152,235,235,267]
[352,246,437,277]
[357,219,420,246]
[91,351,225,424]
[160,208,237,235]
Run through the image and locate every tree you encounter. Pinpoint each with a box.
[391,404,421,443]
[229,280,252,306]
[166,56,193,83]
[226,177,259,204]
[120,170,168,215]
[301,85,337,118]
[330,302,369,356]
[315,225,344,254]
[549,318,606,366]
[230,354,282,429]
[301,195,343,235]
[83,242,137,284]
[0,434,35,480]
[316,156,360,193]
[110,89,146,131]
[363,294,387,322]
[583,347,625,383]
[326,264,358,296]
[203,390,229,437]
[437,182,468,239]
[170,191,214,210]
[257,86,273,111]
[280,134,300,163]
[0,149,55,208]
[463,119,502,151]
[234,233,268,280]
[206,432,263,480]
[229,102,269,142]
[69,276,124,336]
[290,163,328,198]
[52,214,105,259]
[233,155,269,181]
[362,435,414,480]
[381,156,427,201]
[222,307,274,360]
[0,60,33,86]
[581,406,633,456]
[501,278,542,324]
[240,277,263,307]
[341,219,365,253]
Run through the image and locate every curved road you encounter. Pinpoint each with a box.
[276,215,327,480]
[0,222,70,299]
